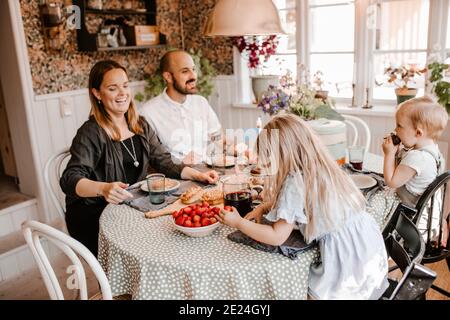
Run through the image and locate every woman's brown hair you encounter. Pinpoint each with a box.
[88,60,143,141]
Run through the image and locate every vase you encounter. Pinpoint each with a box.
[395,87,417,105]
[251,75,280,103]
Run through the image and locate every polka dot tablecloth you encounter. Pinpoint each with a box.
[98,153,390,300]
[98,204,318,300]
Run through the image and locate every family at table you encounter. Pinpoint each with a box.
[59,49,449,300]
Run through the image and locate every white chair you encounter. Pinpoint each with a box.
[22,220,112,300]
[342,114,371,152]
[44,148,70,219]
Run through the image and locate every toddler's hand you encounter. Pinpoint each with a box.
[215,207,241,228]
[382,135,398,156]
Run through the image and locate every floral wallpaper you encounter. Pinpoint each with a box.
[20,0,233,95]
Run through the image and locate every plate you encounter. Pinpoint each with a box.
[350,174,377,190]
[140,178,181,193]
[205,156,237,168]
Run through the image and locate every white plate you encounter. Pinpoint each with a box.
[205,156,237,168]
[350,174,377,189]
[140,179,181,193]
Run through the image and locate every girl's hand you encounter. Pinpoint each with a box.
[244,208,263,223]
[215,207,242,228]
[101,182,133,204]
[382,135,398,156]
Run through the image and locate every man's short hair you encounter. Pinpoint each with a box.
[160,49,189,73]
[396,96,448,140]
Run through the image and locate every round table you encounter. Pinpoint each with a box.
[98,153,388,300]
[98,204,318,300]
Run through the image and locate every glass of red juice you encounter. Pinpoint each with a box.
[223,181,254,217]
[348,145,365,170]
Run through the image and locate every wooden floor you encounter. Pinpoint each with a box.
[0,254,448,300]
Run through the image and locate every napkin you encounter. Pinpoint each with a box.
[227,218,316,259]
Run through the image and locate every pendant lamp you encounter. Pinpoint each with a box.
[203,0,286,36]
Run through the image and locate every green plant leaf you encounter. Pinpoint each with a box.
[313,104,345,121]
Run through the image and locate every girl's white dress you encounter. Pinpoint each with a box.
[265,173,389,300]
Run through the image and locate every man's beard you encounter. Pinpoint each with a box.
[173,77,198,95]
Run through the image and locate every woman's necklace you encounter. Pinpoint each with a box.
[121,136,139,167]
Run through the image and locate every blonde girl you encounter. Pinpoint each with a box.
[216,113,388,300]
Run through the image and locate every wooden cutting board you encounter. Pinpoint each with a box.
[144,187,224,219]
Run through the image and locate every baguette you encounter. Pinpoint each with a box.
[180,186,203,204]
[201,188,224,205]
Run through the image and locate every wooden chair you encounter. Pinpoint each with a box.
[411,170,450,298]
[22,220,112,300]
[342,114,371,152]
[43,148,70,220]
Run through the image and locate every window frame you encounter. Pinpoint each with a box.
[233,0,450,107]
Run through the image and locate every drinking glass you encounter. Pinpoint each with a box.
[348,145,365,170]
[147,173,165,204]
[223,175,262,217]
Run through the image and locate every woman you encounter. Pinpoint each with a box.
[60,60,219,256]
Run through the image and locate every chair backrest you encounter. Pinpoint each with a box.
[22,220,112,300]
[386,211,425,265]
[43,148,70,219]
[382,212,436,300]
[342,114,371,152]
[413,170,450,264]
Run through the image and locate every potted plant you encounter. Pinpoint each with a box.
[312,70,332,102]
[135,49,217,102]
[233,35,280,103]
[257,70,343,121]
[376,63,426,104]
[427,61,450,113]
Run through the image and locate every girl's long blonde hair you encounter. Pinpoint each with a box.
[257,113,366,242]
[88,60,143,141]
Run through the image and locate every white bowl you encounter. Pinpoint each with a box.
[171,218,221,237]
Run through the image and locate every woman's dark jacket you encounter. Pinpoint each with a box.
[60,115,185,207]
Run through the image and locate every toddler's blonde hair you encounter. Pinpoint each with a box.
[257,113,366,242]
[397,96,448,140]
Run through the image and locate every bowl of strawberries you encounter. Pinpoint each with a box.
[171,201,224,237]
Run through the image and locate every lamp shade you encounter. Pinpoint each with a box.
[203,0,286,36]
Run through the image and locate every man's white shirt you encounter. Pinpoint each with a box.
[139,88,222,162]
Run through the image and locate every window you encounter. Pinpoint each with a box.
[371,0,430,101]
[234,0,450,106]
[263,0,297,76]
[309,0,355,98]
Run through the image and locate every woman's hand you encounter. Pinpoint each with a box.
[382,135,398,156]
[181,167,219,184]
[101,182,133,204]
[196,170,220,184]
[215,207,242,228]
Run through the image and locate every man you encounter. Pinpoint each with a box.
[139,50,222,164]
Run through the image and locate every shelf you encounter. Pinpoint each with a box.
[97,44,165,51]
[85,8,156,15]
